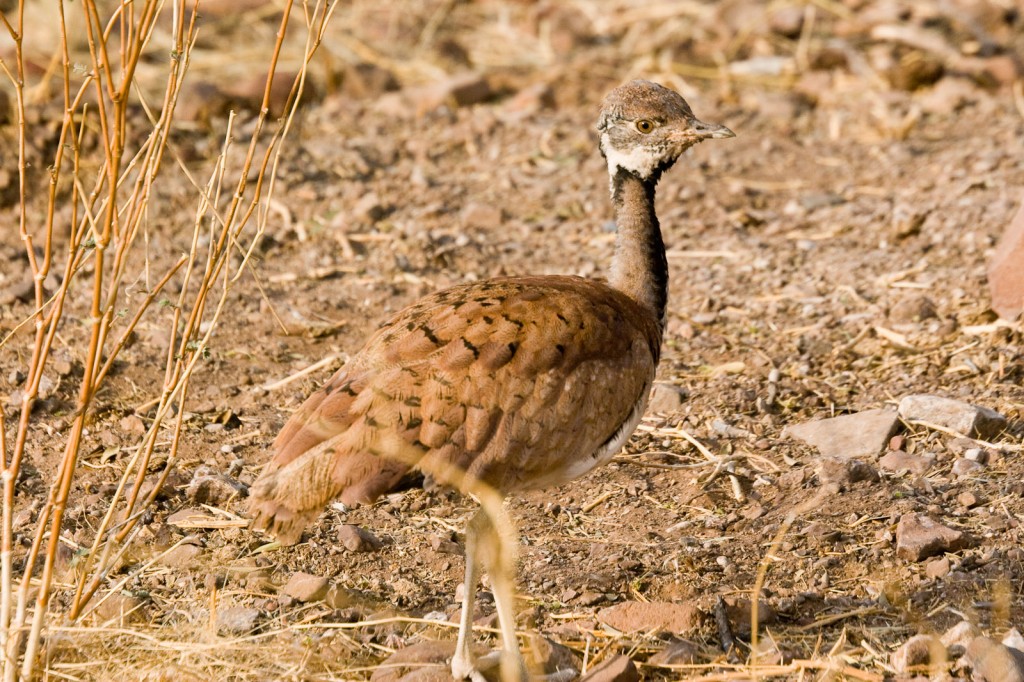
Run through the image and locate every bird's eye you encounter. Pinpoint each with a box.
[635,119,655,134]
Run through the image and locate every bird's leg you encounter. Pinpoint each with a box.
[477,503,527,682]
[452,509,486,681]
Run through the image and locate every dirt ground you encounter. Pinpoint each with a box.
[2,1,1024,680]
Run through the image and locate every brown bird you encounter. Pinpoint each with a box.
[249,79,734,681]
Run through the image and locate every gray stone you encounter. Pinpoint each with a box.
[896,513,973,562]
[646,383,687,414]
[952,458,985,478]
[891,634,941,673]
[1004,629,1024,654]
[967,636,1024,682]
[582,654,638,682]
[647,639,701,666]
[282,572,329,603]
[217,606,261,635]
[878,450,934,477]
[897,394,1007,439]
[186,467,248,505]
[782,409,899,460]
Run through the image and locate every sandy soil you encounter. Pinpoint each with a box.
[1,1,1023,680]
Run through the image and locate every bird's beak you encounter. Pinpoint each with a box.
[691,118,735,139]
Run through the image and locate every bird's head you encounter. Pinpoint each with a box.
[597,79,734,183]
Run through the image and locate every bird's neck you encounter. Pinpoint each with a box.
[608,168,668,328]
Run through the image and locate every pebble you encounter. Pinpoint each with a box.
[815,458,879,488]
[646,383,687,414]
[723,597,776,636]
[891,633,941,673]
[596,601,705,637]
[282,572,329,603]
[582,654,638,682]
[925,557,951,579]
[957,491,981,508]
[338,524,384,553]
[185,467,248,505]
[782,409,899,460]
[526,635,581,677]
[897,394,1007,439]
[158,543,203,568]
[896,513,974,562]
[217,606,261,635]
[647,639,701,666]
[878,450,934,477]
[94,592,148,625]
[951,458,985,478]
[989,195,1024,319]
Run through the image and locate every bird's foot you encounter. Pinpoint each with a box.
[451,650,526,682]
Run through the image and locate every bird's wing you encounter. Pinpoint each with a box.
[249,276,660,543]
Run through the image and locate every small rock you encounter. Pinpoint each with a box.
[217,606,261,635]
[582,654,638,682]
[889,296,938,324]
[526,635,581,677]
[965,448,988,463]
[282,572,329,603]
[597,601,704,637]
[646,383,687,414]
[989,194,1024,319]
[952,458,985,478]
[966,636,1024,682]
[427,533,461,555]
[896,513,974,562]
[724,597,776,636]
[94,592,148,624]
[339,524,383,553]
[957,491,980,508]
[405,73,492,115]
[878,450,934,477]
[925,556,951,579]
[185,469,248,505]
[815,458,879,488]
[158,543,202,568]
[897,394,1007,439]
[782,409,899,460]
[891,633,942,673]
[647,639,701,666]
[942,621,981,650]
[119,414,147,436]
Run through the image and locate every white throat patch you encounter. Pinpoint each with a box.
[601,132,659,180]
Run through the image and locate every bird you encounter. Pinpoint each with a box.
[249,79,734,681]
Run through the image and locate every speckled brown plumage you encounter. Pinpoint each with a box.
[250,276,660,544]
[249,79,733,681]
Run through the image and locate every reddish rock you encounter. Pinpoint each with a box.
[582,654,638,682]
[989,197,1024,319]
[878,450,934,477]
[369,640,454,682]
[338,524,383,553]
[94,592,148,624]
[896,513,974,561]
[597,601,705,636]
[281,572,329,603]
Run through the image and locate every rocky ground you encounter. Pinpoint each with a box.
[1,0,1024,680]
